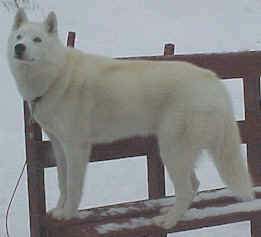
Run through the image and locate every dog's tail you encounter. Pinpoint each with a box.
[210,108,254,201]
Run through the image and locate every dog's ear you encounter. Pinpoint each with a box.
[13,8,28,30]
[44,11,57,34]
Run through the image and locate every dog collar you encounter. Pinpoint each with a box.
[31,96,42,104]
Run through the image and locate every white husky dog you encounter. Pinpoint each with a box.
[8,9,254,229]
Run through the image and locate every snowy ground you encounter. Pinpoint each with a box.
[1,1,261,236]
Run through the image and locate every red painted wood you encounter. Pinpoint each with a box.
[43,189,261,236]
[24,101,47,237]
[117,51,261,79]
[163,43,175,56]
[251,214,261,237]
[67,32,76,47]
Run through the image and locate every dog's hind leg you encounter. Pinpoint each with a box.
[152,111,200,229]
[153,144,198,229]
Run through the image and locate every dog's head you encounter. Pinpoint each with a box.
[8,8,61,64]
[7,8,67,101]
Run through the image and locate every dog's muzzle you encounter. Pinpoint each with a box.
[14,43,26,59]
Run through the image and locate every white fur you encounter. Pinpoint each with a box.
[7,9,254,229]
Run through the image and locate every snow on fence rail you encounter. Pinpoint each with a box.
[42,187,261,236]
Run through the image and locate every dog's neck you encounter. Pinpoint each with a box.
[28,67,65,114]
[27,49,70,114]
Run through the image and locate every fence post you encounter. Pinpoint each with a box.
[146,43,175,237]
[24,101,46,237]
[147,43,175,199]
[164,43,175,56]
[67,31,76,47]
[147,136,165,199]
[243,74,261,237]
[147,43,175,198]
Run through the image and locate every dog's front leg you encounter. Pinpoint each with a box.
[51,142,90,220]
[47,133,67,217]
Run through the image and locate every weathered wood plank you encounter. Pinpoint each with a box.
[37,120,247,169]
[39,136,154,168]
[24,101,47,237]
[43,188,261,236]
[117,51,261,79]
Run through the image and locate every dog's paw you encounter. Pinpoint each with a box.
[238,191,255,202]
[152,207,178,230]
[48,207,80,220]
[48,207,65,220]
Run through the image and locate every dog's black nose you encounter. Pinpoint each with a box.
[14,43,26,57]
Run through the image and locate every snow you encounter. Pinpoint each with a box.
[99,206,140,217]
[97,217,152,234]
[96,187,261,234]
[148,186,261,208]
[184,198,261,221]
[1,1,261,237]
[96,195,261,235]
[79,187,261,220]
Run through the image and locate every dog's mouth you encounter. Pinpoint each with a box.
[14,55,35,63]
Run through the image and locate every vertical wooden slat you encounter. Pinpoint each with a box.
[251,214,261,237]
[243,74,261,237]
[24,101,46,237]
[147,43,175,199]
[146,137,166,237]
[247,143,261,185]
[147,136,165,199]
[244,74,260,113]
[67,32,76,47]
[164,43,175,56]
[243,74,261,185]
[146,43,175,237]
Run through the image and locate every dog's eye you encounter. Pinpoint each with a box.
[33,37,42,43]
[16,35,22,40]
